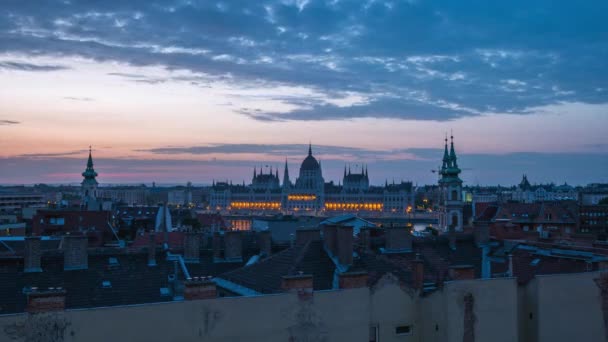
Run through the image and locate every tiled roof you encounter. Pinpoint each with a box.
[0,251,173,314]
[218,240,335,294]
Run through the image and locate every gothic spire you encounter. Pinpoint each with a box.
[283,159,291,187]
[442,133,449,170]
[450,133,458,168]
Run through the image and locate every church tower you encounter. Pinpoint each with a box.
[81,146,100,210]
[438,134,464,232]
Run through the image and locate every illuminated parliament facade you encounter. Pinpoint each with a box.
[208,144,415,216]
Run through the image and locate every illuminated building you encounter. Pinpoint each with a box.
[208,144,415,216]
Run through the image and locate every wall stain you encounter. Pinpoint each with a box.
[593,272,608,341]
[463,293,476,342]
[3,313,70,342]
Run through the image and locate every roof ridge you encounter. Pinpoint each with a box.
[288,240,313,275]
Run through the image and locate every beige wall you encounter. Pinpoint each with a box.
[0,272,605,342]
[420,278,519,342]
[532,272,605,342]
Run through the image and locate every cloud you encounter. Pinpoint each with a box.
[17,149,89,158]
[63,96,94,101]
[0,119,20,125]
[0,1,606,121]
[0,61,68,71]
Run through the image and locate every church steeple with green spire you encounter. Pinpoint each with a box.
[82,146,98,182]
[438,134,464,233]
[81,146,99,209]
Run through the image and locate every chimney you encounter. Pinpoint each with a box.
[24,236,42,273]
[412,254,424,291]
[63,235,88,271]
[385,226,412,252]
[183,232,201,263]
[26,288,66,313]
[359,227,371,250]
[212,232,222,260]
[474,223,490,247]
[148,232,157,267]
[448,226,456,251]
[281,274,313,293]
[257,230,272,256]
[224,231,243,261]
[322,225,337,256]
[339,271,368,289]
[296,228,321,246]
[448,265,475,280]
[337,226,353,266]
[184,277,217,300]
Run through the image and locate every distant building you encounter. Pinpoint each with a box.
[512,175,578,203]
[97,186,149,206]
[208,144,414,216]
[167,184,193,206]
[0,193,45,212]
[578,190,608,237]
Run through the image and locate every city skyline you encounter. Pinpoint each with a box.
[1,1,607,184]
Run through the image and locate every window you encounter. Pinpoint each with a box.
[102,280,112,289]
[369,325,378,342]
[395,325,412,335]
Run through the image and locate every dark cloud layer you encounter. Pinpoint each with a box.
[0,61,68,71]
[2,149,607,186]
[1,0,606,121]
[0,119,20,125]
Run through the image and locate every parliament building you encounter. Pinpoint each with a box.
[208,144,415,216]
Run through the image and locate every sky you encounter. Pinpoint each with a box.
[0,0,607,186]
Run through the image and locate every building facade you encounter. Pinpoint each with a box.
[208,144,415,216]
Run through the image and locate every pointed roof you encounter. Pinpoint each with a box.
[82,146,98,181]
[449,134,458,168]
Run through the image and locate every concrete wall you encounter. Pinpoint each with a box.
[0,288,369,342]
[532,272,605,342]
[370,274,420,341]
[0,272,605,342]
[420,277,519,342]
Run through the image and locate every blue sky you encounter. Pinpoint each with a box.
[0,0,606,185]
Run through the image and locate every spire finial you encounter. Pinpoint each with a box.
[308,142,312,156]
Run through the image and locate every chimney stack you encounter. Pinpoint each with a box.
[295,228,321,246]
[448,226,456,251]
[24,236,42,273]
[337,226,354,266]
[448,265,475,280]
[281,274,313,294]
[474,223,490,247]
[212,232,222,260]
[412,254,424,291]
[359,227,372,250]
[184,277,217,300]
[148,232,157,267]
[322,225,337,256]
[385,226,412,252]
[224,231,243,261]
[338,271,368,289]
[184,232,201,263]
[257,230,272,256]
[63,235,88,271]
[26,288,66,313]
